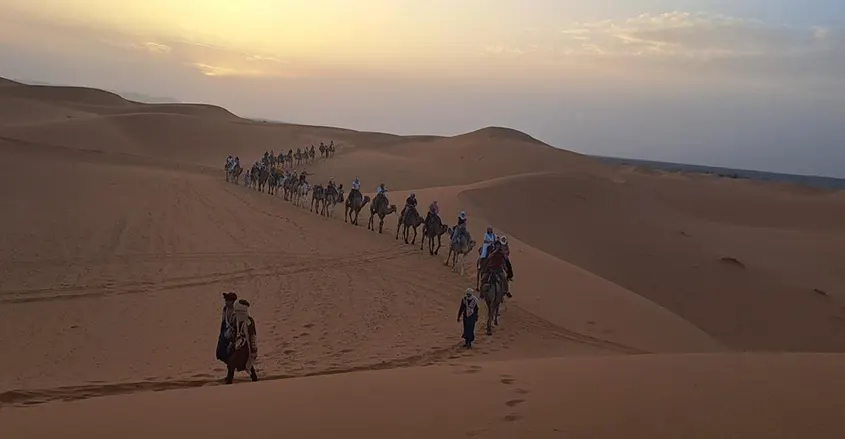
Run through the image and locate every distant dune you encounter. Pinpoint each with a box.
[1,77,844,437]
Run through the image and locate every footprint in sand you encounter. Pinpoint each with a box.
[505,399,525,407]
[303,323,315,329]
[502,414,522,422]
[514,388,531,395]
[500,378,516,385]
[283,349,296,355]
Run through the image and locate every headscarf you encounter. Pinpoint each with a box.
[233,299,251,325]
[463,288,479,317]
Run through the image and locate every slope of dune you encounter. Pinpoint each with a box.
[3,354,845,439]
[460,171,845,351]
[385,183,725,354]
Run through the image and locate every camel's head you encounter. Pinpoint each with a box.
[362,196,371,207]
[388,204,397,214]
[466,240,476,253]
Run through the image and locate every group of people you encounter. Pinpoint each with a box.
[216,292,259,384]
[225,155,241,172]
[391,190,514,350]
[218,167,514,359]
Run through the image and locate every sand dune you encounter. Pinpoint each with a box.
[2,78,845,436]
[3,354,845,439]
[461,171,845,351]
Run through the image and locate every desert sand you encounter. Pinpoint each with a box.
[1,79,845,437]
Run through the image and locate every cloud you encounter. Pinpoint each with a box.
[556,12,833,59]
[482,11,844,91]
[139,42,172,55]
[0,11,308,80]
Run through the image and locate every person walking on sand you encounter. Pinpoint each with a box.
[457,288,480,348]
[216,292,238,364]
[225,299,259,384]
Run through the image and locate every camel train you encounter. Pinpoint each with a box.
[223,147,513,337]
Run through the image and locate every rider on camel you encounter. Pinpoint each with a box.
[375,183,387,205]
[350,177,362,200]
[299,170,308,183]
[480,226,497,259]
[425,201,440,226]
[452,211,468,246]
[481,239,513,298]
[401,192,418,221]
[226,155,233,169]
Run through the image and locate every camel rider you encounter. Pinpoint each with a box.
[425,201,440,226]
[374,183,387,207]
[226,155,233,169]
[499,235,513,295]
[480,226,497,260]
[452,211,468,246]
[234,157,240,168]
[327,177,337,193]
[482,240,511,297]
[402,192,418,221]
[299,170,307,183]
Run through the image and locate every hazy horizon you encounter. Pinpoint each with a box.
[2,1,843,177]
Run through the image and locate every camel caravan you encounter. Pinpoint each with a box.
[222,145,515,339]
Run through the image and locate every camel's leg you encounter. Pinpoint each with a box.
[485,298,494,336]
[411,227,418,245]
[395,221,401,240]
[435,236,441,255]
[379,218,385,234]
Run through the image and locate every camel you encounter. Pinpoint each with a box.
[226,164,243,184]
[368,194,396,233]
[310,184,325,214]
[396,206,424,244]
[249,166,260,190]
[322,186,343,217]
[296,182,310,208]
[308,147,316,164]
[479,270,506,336]
[257,167,270,193]
[328,142,335,157]
[420,215,449,255]
[345,192,370,226]
[282,177,295,201]
[444,227,476,276]
[267,170,283,195]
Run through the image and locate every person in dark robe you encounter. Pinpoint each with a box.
[457,288,480,348]
[225,299,259,384]
[216,292,238,363]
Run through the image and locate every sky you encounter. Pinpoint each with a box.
[1,0,843,177]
